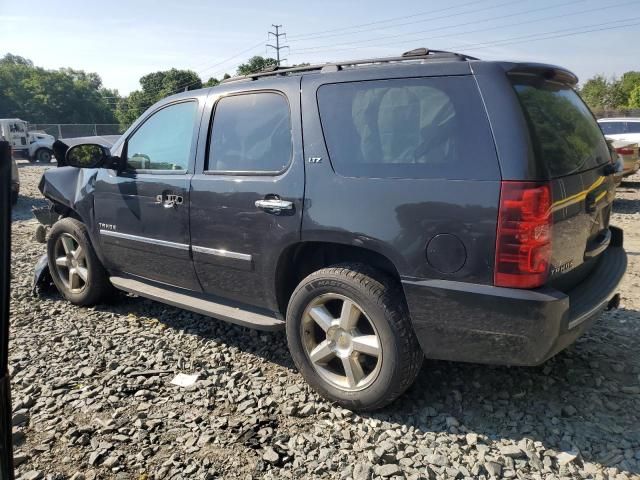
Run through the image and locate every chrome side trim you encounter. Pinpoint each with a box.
[99,230,189,251]
[99,230,252,261]
[192,245,252,262]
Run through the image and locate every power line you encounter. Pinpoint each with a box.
[288,0,637,56]
[290,0,584,54]
[443,15,640,51]
[267,24,289,66]
[286,0,489,40]
[102,40,266,108]
[288,0,525,43]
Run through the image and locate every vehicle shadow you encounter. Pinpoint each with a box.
[619,180,640,189]
[38,284,639,474]
[614,198,640,215]
[11,195,48,222]
[38,289,296,370]
[366,306,640,475]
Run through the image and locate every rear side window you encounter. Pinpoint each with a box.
[317,76,498,179]
[599,122,626,135]
[511,76,610,178]
[627,122,640,134]
[208,92,292,173]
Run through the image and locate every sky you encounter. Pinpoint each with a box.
[1,0,639,94]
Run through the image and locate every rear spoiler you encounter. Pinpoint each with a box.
[503,62,579,87]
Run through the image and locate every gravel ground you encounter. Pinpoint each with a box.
[7,160,640,480]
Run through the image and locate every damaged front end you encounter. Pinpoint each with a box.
[33,137,118,295]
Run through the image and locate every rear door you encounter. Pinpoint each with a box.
[510,75,616,289]
[189,78,304,311]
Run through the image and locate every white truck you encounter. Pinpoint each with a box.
[0,118,55,163]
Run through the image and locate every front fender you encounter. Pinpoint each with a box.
[28,140,53,157]
[38,166,98,213]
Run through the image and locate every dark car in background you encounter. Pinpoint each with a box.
[34,49,626,410]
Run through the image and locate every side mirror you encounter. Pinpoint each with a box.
[65,144,113,169]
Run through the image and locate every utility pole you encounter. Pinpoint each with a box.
[267,24,289,66]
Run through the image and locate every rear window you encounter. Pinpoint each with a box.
[316,76,498,179]
[511,76,610,178]
[599,121,626,135]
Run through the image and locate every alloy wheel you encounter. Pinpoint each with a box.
[301,293,382,391]
[54,233,88,293]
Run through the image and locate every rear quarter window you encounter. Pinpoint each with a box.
[511,76,610,178]
[316,76,499,180]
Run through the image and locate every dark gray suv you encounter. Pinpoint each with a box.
[34,49,627,410]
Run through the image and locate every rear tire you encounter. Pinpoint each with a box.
[35,148,53,163]
[47,218,113,306]
[10,190,18,206]
[286,263,423,411]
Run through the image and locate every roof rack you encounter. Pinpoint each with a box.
[221,48,478,84]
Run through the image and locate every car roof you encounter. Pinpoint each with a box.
[159,48,577,103]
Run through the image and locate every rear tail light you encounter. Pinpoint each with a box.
[615,147,634,155]
[495,181,552,289]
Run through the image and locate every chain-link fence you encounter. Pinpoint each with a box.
[28,124,125,139]
[592,109,640,118]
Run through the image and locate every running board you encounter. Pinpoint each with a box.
[109,276,285,331]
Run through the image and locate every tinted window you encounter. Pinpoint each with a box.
[208,92,291,173]
[599,122,626,135]
[126,101,197,172]
[511,77,610,178]
[316,76,498,179]
[626,122,640,133]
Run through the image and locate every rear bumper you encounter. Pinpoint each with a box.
[402,226,627,366]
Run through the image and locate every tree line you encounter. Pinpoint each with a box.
[0,54,284,128]
[2,52,638,129]
[579,72,640,113]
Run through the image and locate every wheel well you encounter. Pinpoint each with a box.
[275,242,402,315]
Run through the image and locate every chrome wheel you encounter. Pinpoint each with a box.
[53,233,88,293]
[301,293,382,391]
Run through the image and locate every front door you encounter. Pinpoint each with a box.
[190,78,304,311]
[94,99,202,291]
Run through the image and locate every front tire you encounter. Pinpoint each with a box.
[286,264,423,411]
[35,148,53,163]
[47,218,112,305]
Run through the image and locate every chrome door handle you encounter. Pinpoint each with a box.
[255,199,293,213]
[155,194,184,209]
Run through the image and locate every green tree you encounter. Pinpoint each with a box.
[617,71,640,105]
[115,68,202,127]
[580,75,617,110]
[236,56,277,76]
[628,84,640,109]
[0,53,117,123]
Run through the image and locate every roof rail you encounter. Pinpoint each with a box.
[221,48,478,84]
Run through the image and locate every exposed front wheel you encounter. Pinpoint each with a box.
[35,148,53,163]
[47,218,113,305]
[286,264,423,411]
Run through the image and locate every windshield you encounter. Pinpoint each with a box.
[511,76,610,178]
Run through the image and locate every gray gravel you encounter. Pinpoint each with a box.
[8,161,640,479]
